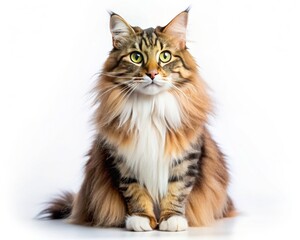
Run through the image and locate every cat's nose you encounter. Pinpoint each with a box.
[146,70,158,80]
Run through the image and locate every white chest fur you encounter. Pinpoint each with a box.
[117,92,182,202]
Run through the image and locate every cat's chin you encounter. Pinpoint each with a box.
[136,84,168,96]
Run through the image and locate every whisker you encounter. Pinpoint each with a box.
[169,82,192,102]
[100,73,146,82]
[100,83,138,126]
[98,78,147,100]
[101,73,133,79]
[116,82,138,106]
[169,82,201,115]
[100,81,139,123]
[97,80,134,98]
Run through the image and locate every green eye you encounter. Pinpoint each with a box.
[130,51,143,64]
[159,51,172,63]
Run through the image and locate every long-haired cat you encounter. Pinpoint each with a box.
[41,9,235,232]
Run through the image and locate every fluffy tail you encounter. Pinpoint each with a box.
[223,196,237,218]
[39,192,74,219]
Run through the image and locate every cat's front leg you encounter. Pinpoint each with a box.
[159,155,199,231]
[119,177,157,231]
[159,181,190,231]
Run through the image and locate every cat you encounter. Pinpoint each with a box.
[41,9,235,232]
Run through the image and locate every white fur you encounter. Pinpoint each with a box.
[135,75,172,96]
[159,216,188,232]
[126,215,153,231]
[117,92,182,202]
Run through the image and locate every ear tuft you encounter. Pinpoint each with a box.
[110,14,135,49]
[162,11,189,49]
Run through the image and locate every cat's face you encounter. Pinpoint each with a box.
[102,10,196,96]
[111,28,176,96]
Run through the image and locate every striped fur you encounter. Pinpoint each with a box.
[41,10,235,231]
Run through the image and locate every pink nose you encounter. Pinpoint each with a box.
[146,70,158,80]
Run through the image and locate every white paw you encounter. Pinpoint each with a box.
[125,215,153,232]
[159,216,188,232]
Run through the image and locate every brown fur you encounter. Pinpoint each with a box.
[69,141,126,227]
[41,10,235,230]
[39,192,74,219]
[121,183,157,229]
[186,128,234,226]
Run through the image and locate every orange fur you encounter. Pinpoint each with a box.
[41,10,234,230]
[186,129,233,226]
[70,141,127,227]
[123,183,157,228]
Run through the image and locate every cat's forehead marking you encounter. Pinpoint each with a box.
[137,28,163,56]
[142,28,154,46]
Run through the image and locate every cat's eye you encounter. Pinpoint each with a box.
[159,51,172,63]
[130,51,143,64]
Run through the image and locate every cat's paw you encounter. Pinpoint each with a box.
[159,215,188,232]
[125,215,153,232]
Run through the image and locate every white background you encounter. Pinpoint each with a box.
[1,0,300,239]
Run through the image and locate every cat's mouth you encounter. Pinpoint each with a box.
[144,81,160,88]
[135,77,169,96]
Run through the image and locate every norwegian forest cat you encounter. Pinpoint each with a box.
[42,10,234,231]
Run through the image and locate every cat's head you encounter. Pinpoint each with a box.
[101,9,198,96]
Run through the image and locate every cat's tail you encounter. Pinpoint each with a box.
[223,196,237,218]
[39,191,74,219]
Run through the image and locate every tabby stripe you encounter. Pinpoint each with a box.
[152,32,158,47]
[134,208,151,214]
[171,203,184,209]
[171,159,183,167]
[164,209,183,215]
[159,41,163,50]
[110,55,127,72]
[186,152,201,160]
[124,196,132,202]
[173,54,191,70]
[188,164,199,171]
[134,42,141,51]
[120,177,137,184]
[187,168,199,177]
[169,175,184,182]
[143,33,150,46]
[119,186,128,192]
[155,37,159,48]
[141,38,148,50]
[184,181,194,188]
[138,39,143,51]
[177,194,188,203]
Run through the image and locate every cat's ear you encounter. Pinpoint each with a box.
[110,13,135,49]
[162,10,189,49]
